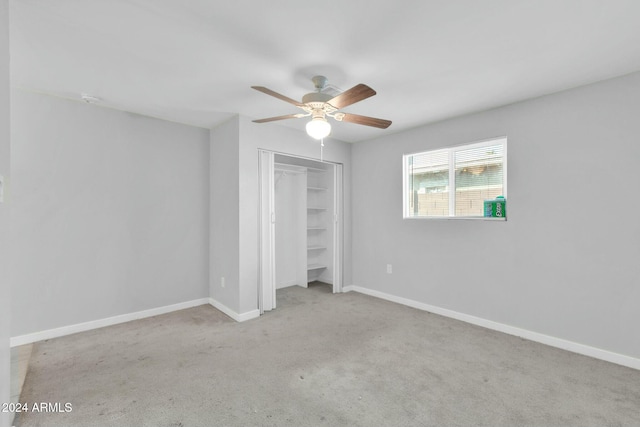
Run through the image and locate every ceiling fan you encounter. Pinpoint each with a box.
[251,75,392,140]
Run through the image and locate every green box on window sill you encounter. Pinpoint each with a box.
[484,197,506,218]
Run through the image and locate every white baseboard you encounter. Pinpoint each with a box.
[342,285,640,371]
[276,280,298,290]
[208,298,260,322]
[10,298,210,347]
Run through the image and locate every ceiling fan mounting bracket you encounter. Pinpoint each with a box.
[311,75,328,91]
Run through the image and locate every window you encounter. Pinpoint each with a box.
[403,137,507,219]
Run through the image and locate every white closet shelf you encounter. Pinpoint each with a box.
[307,207,327,211]
[307,186,328,191]
[307,245,327,251]
[307,264,327,271]
[307,227,326,230]
[274,162,307,172]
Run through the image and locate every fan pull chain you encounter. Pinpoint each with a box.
[320,138,324,162]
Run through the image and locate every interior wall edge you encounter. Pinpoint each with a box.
[208,298,260,323]
[342,285,640,371]
[209,115,241,313]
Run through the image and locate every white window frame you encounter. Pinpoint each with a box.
[403,137,507,220]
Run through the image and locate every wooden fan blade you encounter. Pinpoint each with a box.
[326,84,376,110]
[251,86,304,107]
[253,113,305,123]
[340,113,392,129]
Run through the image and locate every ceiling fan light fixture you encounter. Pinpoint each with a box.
[251,76,392,138]
[306,116,331,140]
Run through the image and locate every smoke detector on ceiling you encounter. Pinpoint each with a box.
[81,93,101,104]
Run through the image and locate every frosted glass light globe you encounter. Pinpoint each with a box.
[306,117,331,140]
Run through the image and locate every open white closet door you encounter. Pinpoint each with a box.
[332,163,343,293]
[258,150,276,313]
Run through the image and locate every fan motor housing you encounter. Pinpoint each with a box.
[302,92,333,104]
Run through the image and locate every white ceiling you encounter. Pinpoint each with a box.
[9,0,640,143]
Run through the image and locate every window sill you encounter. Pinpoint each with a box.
[403,216,507,221]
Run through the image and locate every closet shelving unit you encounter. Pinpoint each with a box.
[272,156,335,288]
[306,166,329,283]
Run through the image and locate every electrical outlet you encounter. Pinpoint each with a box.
[221,277,225,288]
[386,264,392,274]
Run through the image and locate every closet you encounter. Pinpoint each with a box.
[259,150,343,313]
[273,154,335,289]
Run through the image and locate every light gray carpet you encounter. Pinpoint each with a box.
[14,283,640,426]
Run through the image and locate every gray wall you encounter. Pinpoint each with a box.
[209,116,240,311]
[352,71,640,360]
[10,90,210,337]
[0,0,10,424]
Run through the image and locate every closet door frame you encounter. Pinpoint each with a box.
[258,149,344,314]
[258,150,276,314]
